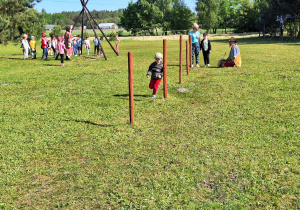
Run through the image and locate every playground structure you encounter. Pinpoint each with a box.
[269,14,300,39]
[71,0,118,60]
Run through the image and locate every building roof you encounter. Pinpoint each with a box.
[45,24,55,30]
[98,23,117,27]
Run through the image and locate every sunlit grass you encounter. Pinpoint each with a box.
[0,37,299,208]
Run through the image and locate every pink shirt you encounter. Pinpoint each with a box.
[57,42,65,54]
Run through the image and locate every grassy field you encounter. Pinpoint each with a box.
[0,37,299,208]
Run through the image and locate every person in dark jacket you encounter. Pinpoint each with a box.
[146,52,164,98]
[200,33,211,67]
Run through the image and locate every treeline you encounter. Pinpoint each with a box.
[42,9,123,28]
[197,0,300,36]
[121,0,300,37]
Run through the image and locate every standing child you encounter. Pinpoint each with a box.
[56,36,65,66]
[99,37,104,56]
[41,33,48,60]
[73,36,78,56]
[115,35,120,54]
[21,34,30,60]
[93,36,99,55]
[84,36,90,55]
[77,35,82,55]
[200,33,211,67]
[47,39,52,56]
[189,23,201,67]
[29,36,37,59]
[51,35,58,58]
[146,52,164,98]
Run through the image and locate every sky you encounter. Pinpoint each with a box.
[34,0,197,14]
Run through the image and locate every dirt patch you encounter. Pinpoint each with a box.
[177,87,190,92]
[120,32,259,41]
[1,83,9,86]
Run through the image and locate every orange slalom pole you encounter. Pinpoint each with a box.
[163,39,168,99]
[179,35,182,84]
[186,41,189,75]
[189,35,192,68]
[128,52,134,124]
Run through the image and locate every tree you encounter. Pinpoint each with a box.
[0,0,44,44]
[49,25,63,38]
[196,0,220,33]
[168,0,194,31]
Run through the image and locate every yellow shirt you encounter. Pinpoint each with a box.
[29,40,36,49]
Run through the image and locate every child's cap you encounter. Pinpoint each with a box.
[23,34,28,38]
[42,33,46,37]
[58,36,63,41]
[30,36,35,39]
[154,52,163,59]
[74,35,76,37]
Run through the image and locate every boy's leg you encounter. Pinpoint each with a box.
[152,79,162,95]
[149,79,155,90]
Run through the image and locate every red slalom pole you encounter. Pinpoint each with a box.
[179,35,182,84]
[163,39,168,99]
[128,52,134,124]
[186,41,189,75]
[189,35,192,68]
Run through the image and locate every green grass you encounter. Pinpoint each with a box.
[0,37,299,208]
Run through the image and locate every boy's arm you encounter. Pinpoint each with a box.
[208,40,211,51]
[146,63,153,78]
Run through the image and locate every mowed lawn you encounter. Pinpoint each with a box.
[0,37,299,208]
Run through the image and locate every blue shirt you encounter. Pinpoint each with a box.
[76,38,82,47]
[93,39,98,46]
[189,31,200,43]
[229,45,240,58]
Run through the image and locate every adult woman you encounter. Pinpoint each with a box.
[189,23,201,67]
[64,26,73,60]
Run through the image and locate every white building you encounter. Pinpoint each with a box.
[98,23,118,29]
[45,25,56,30]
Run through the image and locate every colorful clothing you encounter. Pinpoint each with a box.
[22,39,29,59]
[189,31,200,43]
[200,39,212,65]
[64,32,73,59]
[189,31,201,65]
[84,39,90,55]
[29,40,37,59]
[147,61,164,95]
[227,45,241,67]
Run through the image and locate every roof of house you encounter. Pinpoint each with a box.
[98,23,117,27]
[45,24,56,30]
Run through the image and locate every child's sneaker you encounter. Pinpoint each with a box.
[61,63,65,66]
[191,64,193,68]
[208,64,210,67]
[204,65,207,67]
[196,64,200,67]
[151,94,156,98]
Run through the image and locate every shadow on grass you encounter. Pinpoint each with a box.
[0,56,22,60]
[114,94,149,101]
[63,119,115,127]
[114,94,148,98]
[44,64,61,67]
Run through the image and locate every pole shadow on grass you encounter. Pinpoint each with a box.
[63,119,115,127]
[44,64,61,67]
[113,94,148,101]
